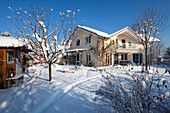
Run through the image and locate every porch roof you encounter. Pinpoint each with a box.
[67,48,89,52]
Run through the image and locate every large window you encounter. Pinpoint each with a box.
[76,40,80,46]
[7,51,14,64]
[122,39,126,48]
[121,53,127,61]
[86,36,91,44]
[133,53,143,64]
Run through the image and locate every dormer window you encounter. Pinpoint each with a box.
[86,36,91,44]
[76,39,80,46]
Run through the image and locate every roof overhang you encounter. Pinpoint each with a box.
[67,48,89,53]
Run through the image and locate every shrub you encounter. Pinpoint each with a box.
[95,68,170,113]
[88,61,94,67]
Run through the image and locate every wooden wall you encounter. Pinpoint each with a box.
[0,48,16,88]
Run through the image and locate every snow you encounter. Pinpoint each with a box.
[63,68,69,71]
[67,48,89,52]
[0,65,103,113]
[0,36,24,47]
[77,25,110,38]
[138,34,160,42]
[6,74,24,80]
[0,65,169,113]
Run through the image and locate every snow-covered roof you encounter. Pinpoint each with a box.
[0,36,24,47]
[67,48,89,52]
[76,26,160,42]
[77,25,110,38]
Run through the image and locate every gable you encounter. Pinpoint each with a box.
[110,27,142,43]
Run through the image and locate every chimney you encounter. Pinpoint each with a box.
[0,32,11,37]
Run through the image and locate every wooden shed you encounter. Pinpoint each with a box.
[0,36,30,89]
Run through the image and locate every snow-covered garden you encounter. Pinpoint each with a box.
[0,65,169,113]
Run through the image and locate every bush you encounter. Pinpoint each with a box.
[88,61,94,67]
[95,68,170,113]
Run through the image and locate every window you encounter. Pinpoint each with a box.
[76,40,80,46]
[122,39,126,48]
[121,53,127,61]
[129,41,131,46]
[133,53,143,64]
[86,36,91,44]
[7,51,14,64]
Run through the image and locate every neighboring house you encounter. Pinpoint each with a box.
[68,25,159,67]
[0,35,30,89]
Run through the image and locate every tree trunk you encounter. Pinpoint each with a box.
[49,63,52,81]
[145,47,148,71]
[149,46,152,70]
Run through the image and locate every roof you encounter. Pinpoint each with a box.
[77,25,110,38]
[76,26,160,42]
[0,36,24,47]
[110,27,160,42]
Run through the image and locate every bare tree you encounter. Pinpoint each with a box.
[95,68,170,113]
[7,3,78,81]
[132,8,168,71]
[152,42,165,65]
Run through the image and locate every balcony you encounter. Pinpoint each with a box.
[117,48,138,52]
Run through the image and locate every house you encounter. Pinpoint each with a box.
[68,25,159,67]
[0,35,30,89]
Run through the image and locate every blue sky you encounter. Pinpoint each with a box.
[0,0,170,47]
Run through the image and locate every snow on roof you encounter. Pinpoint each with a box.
[77,25,110,38]
[138,34,160,42]
[76,26,160,42]
[0,36,24,47]
[67,48,89,52]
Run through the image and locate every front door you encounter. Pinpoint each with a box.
[16,50,22,75]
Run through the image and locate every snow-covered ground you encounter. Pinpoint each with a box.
[0,65,169,113]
